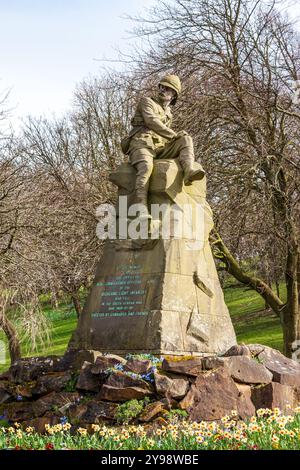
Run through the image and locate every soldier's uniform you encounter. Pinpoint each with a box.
[122,75,205,214]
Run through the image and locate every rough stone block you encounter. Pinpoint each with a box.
[203,356,273,384]
[251,382,295,412]
[179,368,240,421]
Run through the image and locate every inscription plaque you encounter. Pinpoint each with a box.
[92,264,148,318]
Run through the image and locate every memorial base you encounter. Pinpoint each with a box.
[69,160,236,356]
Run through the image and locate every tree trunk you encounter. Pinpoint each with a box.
[282,303,300,359]
[282,237,299,357]
[275,280,280,298]
[210,229,300,358]
[0,314,21,364]
[210,230,284,315]
[71,292,82,319]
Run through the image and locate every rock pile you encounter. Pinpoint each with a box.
[0,344,300,433]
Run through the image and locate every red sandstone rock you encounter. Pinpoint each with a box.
[162,358,202,376]
[179,368,240,421]
[203,356,273,384]
[251,382,295,412]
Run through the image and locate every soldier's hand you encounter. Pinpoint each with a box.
[176,130,189,138]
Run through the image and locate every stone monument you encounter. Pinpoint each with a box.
[69,158,237,356]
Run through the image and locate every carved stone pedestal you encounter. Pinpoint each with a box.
[69,159,236,356]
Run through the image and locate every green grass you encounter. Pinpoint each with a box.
[0,283,285,372]
[224,283,283,352]
[0,302,78,372]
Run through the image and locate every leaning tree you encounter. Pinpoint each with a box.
[128,0,300,356]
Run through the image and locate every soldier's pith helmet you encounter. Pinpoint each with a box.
[159,75,182,97]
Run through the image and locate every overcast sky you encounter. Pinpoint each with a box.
[1,0,300,130]
[0,0,156,129]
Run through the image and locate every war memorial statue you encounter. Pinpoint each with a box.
[69,75,237,356]
[121,75,206,218]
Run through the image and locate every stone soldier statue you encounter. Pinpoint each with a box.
[121,75,205,217]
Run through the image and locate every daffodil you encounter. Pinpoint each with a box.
[91,424,100,433]
[238,422,247,431]
[221,415,230,424]
[273,408,281,416]
[77,427,87,436]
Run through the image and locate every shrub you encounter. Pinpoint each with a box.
[115,397,150,424]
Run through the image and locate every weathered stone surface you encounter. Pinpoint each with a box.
[99,385,153,402]
[104,371,152,391]
[154,372,189,399]
[179,368,240,421]
[223,344,251,357]
[235,382,253,398]
[102,354,127,365]
[124,358,152,375]
[33,392,79,417]
[160,396,179,410]
[9,356,63,383]
[76,362,103,393]
[235,383,256,419]
[178,388,195,411]
[98,370,153,402]
[139,401,166,422]
[68,159,237,356]
[251,382,295,412]
[79,400,118,423]
[203,356,273,384]
[0,402,35,421]
[67,403,88,422]
[0,381,15,403]
[31,372,72,397]
[161,358,202,376]
[294,387,300,405]
[0,388,12,404]
[22,416,60,434]
[61,349,103,370]
[248,344,300,387]
[15,384,35,399]
[91,356,124,375]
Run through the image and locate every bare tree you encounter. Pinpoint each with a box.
[18,73,135,318]
[128,0,300,356]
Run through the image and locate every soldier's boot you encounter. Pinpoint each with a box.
[177,138,206,186]
[132,160,153,219]
[132,187,152,220]
[180,157,206,186]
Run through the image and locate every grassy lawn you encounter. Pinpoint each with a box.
[0,302,78,373]
[0,284,284,372]
[224,284,283,352]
